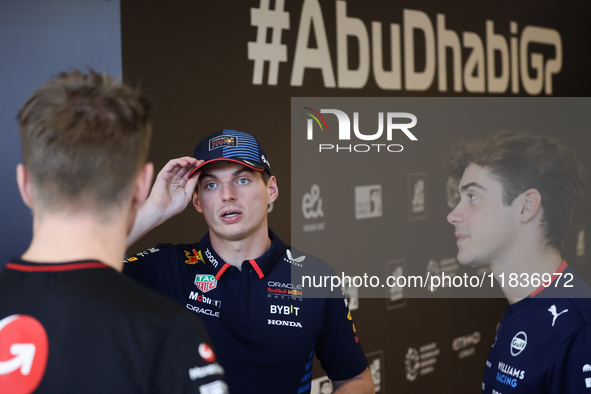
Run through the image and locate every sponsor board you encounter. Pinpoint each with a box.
[405,342,440,381]
[452,331,481,359]
[366,350,385,392]
[385,259,407,310]
[302,184,325,232]
[355,184,383,219]
[408,173,428,221]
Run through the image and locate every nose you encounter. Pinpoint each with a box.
[220,183,237,202]
[447,203,462,225]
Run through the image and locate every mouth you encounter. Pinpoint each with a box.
[220,209,243,223]
[455,233,468,243]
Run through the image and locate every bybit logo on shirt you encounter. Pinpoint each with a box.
[303,107,417,153]
[270,304,300,316]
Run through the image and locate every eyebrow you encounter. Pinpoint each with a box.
[459,182,487,192]
[199,167,254,182]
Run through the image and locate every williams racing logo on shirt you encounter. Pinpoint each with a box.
[195,274,218,293]
[185,249,204,265]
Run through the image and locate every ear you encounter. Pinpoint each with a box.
[267,175,279,205]
[16,163,34,208]
[132,162,154,210]
[193,190,203,213]
[519,188,542,224]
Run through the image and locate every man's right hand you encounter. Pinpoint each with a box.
[126,157,204,247]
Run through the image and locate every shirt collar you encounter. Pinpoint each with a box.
[6,258,110,272]
[529,260,568,298]
[198,229,286,280]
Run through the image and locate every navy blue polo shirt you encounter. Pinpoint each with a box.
[482,262,591,393]
[124,230,368,394]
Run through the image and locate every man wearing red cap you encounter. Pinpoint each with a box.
[124,129,374,394]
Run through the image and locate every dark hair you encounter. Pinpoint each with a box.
[445,130,585,250]
[19,69,152,211]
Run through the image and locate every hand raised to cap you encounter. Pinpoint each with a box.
[149,157,204,216]
[126,157,204,247]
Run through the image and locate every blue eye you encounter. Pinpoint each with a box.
[205,183,217,190]
[238,178,249,185]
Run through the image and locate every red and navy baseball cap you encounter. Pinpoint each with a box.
[188,129,271,178]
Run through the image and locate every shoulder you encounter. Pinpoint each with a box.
[281,246,344,298]
[124,242,201,263]
[283,246,335,275]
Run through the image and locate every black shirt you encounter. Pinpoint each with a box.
[0,259,227,394]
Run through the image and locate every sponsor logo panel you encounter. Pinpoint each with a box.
[198,343,216,363]
[302,184,325,232]
[385,259,407,310]
[0,315,49,393]
[189,291,222,308]
[366,350,385,392]
[408,173,428,221]
[510,331,527,356]
[343,285,359,311]
[270,304,300,316]
[209,135,237,150]
[267,319,303,328]
[189,363,224,380]
[186,304,220,318]
[204,248,219,268]
[355,185,382,219]
[198,380,229,394]
[496,361,526,388]
[284,249,306,267]
[125,247,160,262]
[185,249,204,265]
[452,331,481,359]
[195,274,217,293]
[405,342,440,382]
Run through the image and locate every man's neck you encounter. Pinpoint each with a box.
[21,213,128,272]
[209,226,272,268]
[490,246,563,304]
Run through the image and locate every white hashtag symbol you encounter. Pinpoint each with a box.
[247,0,290,85]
